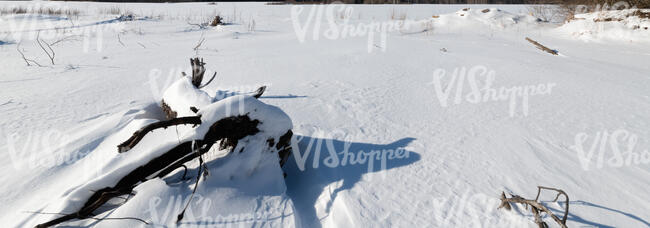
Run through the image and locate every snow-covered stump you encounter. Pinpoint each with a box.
[161,58,215,119]
[161,58,266,119]
[34,58,293,227]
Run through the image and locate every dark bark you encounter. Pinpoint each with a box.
[117,116,202,153]
[36,115,262,228]
[190,58,206,88]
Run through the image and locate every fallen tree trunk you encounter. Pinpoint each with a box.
[36,115,269,228]
[35,58,292,228]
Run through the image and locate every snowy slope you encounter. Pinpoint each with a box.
[1,2,650,228]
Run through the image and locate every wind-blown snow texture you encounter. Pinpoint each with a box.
[1,2,649,228]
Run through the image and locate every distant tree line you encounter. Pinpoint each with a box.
[56,0,649,8]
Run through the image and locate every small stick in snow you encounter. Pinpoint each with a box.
[117,33,125,47]
[16,42,44,67]
[526,37,558,55]
[36,32,55,65]
[498,186,569,228]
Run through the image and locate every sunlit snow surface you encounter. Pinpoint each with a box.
[1,2,649,228]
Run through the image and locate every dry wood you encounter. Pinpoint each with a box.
[190,57,206,88]
[117,116,202,153]
[36,115,262,228]
[253,86,267,98]
[526,37,558,55]
[498,186,569,228]
[35,57,289,228]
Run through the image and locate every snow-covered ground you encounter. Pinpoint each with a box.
[1,1,649,228]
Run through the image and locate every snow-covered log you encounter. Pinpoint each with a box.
[35,95,293,228]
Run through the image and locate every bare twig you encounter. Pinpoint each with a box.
[187,21,208,30]
[85,216,149,225]
[498,186,569,228]
[177,142,204,224]
[16,42,44,67]
[36,32,56,65]
[49,35,82,46]
[193,36,205,52]
[198,72,217,89]
[536,186,569,224]
[117,33,125,47]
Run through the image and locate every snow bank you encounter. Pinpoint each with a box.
[402,8,542,34]
[558,9,650,42]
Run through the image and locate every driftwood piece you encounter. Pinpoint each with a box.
[190,58,206,88]
[525,37,558,55]
[498,186,569,228]
[117,116,202,153]
[253,86,267,98]
[36,115,262,228]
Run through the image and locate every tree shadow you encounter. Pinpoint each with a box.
[283,136,420,228]
[544,200,650,228]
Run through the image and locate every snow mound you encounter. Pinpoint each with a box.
[404,8,541,34]
[18,95,295,227]
[161,76,213,117]
[558,9,650,42]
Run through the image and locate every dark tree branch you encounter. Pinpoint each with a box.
[16,42,44,67]
[117,116,202,153]
[253,86,266,99]
[37,115,261,228]
[198,72,217,89]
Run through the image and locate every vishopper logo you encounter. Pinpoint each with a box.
[146,67,270,99]
[146,67,193,100]
[1,2,125,53]
[290,129,413,177]
[146,66,272,118]
[145,194,285,227]
[290,2,410,53]
[574,1,637,15]
[571,129,649,171]
[0,128,97,173]
[427,65,556,117]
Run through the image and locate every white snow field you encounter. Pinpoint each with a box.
[1,1,650,228]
